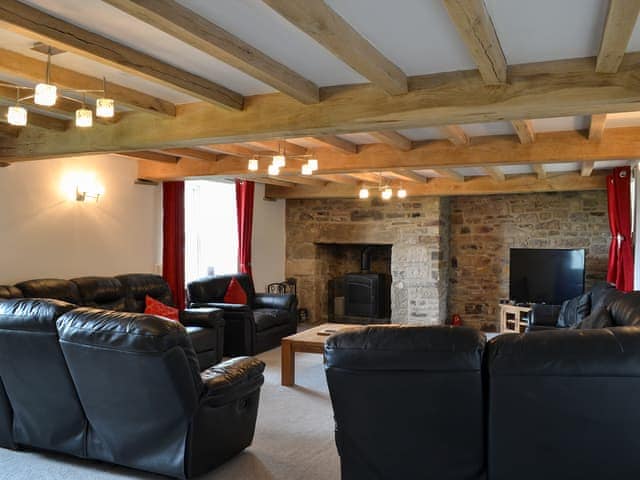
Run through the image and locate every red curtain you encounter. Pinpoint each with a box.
[162,181,186,309]
[235,179,255,279]
[606,166,634,292]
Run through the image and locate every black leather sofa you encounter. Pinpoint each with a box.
[326,323,640,480]
[188,273,298,355]
[0,274,224,369]
[0,299,264,479]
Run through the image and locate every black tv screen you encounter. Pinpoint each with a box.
[509,248,585,305]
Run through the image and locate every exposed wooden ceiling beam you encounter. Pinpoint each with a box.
[512,120,535,144]
[203,144,255,157]
[596,0,640,73]
[277,175,328,187]
[119,150,180,163]
[7,54,640,160]
[265,172,607,199]
[368,131,412,151]
[443,0,507,84]
[440,125,469,146]
[532,164,547,179]
[262,0,407,95]
[588,114,607,141]
[160,148,218,162]
[252,176,295,188]
[102,0,319,104]
[388,168,427,183]
[581,161,595,177]
[484,166,505,182]
[243,141,307,156]
[315,174,360,185]
[433,168,464,182]
[0,0,242,110]
[347,172,383,184]
[0,107,68,131]
[0,161,11,167]
[0,48,174,117]
[298,136,358,154]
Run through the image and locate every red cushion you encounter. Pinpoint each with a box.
[224,277,248,305]
[144,295,180,322]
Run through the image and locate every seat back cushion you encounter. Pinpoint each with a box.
[607,292,640,326]
[488,328,640,480]
[14,279,80,305]
[57,308,202,478]
[188,274,255,306]
[0,299,87,456]
[325,325,486,480]
[0,286,22,300]
[115,273,174,313]
[71,276,126,311]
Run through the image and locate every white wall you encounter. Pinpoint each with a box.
[251,183,286,292]
[0,154,161,284]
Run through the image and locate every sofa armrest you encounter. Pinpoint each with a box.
[253,293,297,311]
[180,308,225,329]
[200,357,265,407]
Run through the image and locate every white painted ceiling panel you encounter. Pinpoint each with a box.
[604,112,640,128]
[462,122,513,137]
[594,160,633,169]
[454,167,488,177]
[624,17,640,51]
[177,0,366,86]
[500,165,534,175]
[337,133,378,145]
[18,0,275,96]
[545,162,581,172]
[325,0,477,75]
[397,127,448,141]
[533,116,589,132]
[485,0,607,64]
[414,169,441,178]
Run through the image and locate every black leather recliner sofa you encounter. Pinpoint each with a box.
[188,273,298,355]
[326,322,640,480]
[0,299,264,478]
[0,274,224,369]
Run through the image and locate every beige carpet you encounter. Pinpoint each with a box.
[0,348,340,480]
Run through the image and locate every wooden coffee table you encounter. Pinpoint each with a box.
[281,323,355,386]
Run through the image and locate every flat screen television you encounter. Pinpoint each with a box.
[509,248,585,305]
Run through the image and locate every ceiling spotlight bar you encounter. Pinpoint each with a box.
[356,172,409,200]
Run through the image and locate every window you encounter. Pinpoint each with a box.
[185,180,238,283]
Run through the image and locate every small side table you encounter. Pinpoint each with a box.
[498,304,531,333]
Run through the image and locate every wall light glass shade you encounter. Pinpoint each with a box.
[34,83,57,106]
[301,163,313,175]
[7,106,27,126]
[273,155,286,168]
[307,158,318,171]
[381,187,393,200]
[358,187,369,199]
[268,164,280,176]
[248,158,259,171]
[75,108,93,128]
[96,98,115,118]
[397,188,407,199]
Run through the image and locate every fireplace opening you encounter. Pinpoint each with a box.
[323,244,391,324]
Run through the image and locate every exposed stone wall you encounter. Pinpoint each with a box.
[448,191,609,330]
[286,197,450,325]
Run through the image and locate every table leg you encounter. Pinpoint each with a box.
[281,340,295,386]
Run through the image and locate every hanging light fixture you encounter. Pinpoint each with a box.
[96,78,115,118]
[273,154,286,168]
[34,48,57,106]
[397,187,407,199]
[359,186,369,199]
[307,158,318,171]
[7,106,27,126]
[75,93,93,128]
[381,187,393,200]
[248,158,259,171]
[268,164,280,176]
[301,163,313,175]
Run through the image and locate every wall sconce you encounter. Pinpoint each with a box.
[74,176,104,202]
[75,187,102,202]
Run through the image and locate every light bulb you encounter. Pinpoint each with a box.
[273,155,286,168]
[268,164,280,176]
[7,106,27,126]
[358,187,369,199]
[397,188,407,199]
[301,163,313,175]
[307,158,318,171]
[381,187,393,200]
[75,108,93,128]
[96,98,115,118]
[34,83,57,106]
[248,158,259,171]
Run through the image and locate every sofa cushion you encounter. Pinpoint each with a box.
[0,285,22,300]
[116,274,173,313]
[608,292,640,326]
[253,308,290,332]
[71,276,126,311]
[557,293,590,328]
[188,274,255,306]
[14,279,81,305]
[576,304,614,329]
[145,295,179,322]
[224,277,248,305]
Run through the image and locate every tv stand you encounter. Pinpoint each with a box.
[498,304,531,333]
